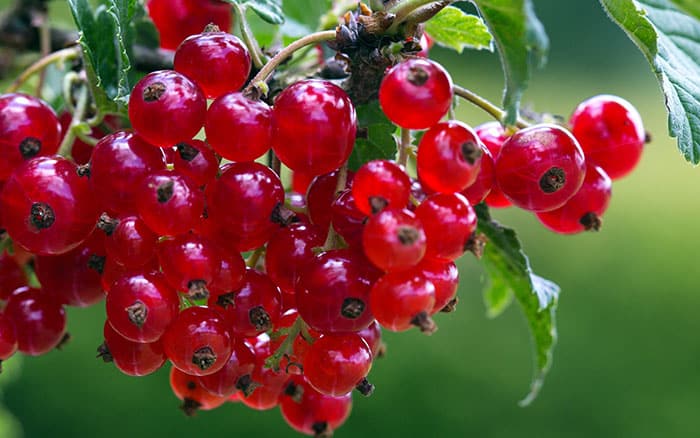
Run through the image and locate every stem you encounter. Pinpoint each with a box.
[246,246,265,268]
[321,164,348,251]
[4,46,80,93]
[57,85,89,158]
[398,127,411,167]
[244,30,337,95]
[386,0,453,33]
[232,2,266,69]
[453,85,530,129]
[264,317,303,371]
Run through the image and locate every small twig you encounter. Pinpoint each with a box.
[4,46,80,93]
[398,127,411,167]
[245,246,265,268]
[232,2,266,69]
[57,84,89,158]
[453,84,530,129]
[321,164,348,251]
[264,317,303,371]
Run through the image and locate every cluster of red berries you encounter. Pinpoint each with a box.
[0,15,645,437]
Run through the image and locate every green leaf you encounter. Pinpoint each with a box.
[475,204,559,406]
[225,0,284,25]
[670,0,700,20]
[424,6,493,53]
[600,0,700,164]
[470,0,549,125]
[483,272,514,319]
[348,102,397,171]
[283,0,332,31]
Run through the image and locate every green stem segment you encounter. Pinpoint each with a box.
[398,127,411,167]
[57,85,90,158]
[245,30,337,96]
[453,85,530,129]
[5,46,80,94]
[246,246,265,268]
[264,317,303,371]
[232,3,266,69]
[321,163,348,251]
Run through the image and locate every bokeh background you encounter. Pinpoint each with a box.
[1,0,700,437]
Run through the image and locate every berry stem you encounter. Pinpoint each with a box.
[231,2,266,69]
[4,46,81,94]
[246,246,265,268]
[453,85,530,129]
[244,30,337,96]
[398,127,412,167]
[57,84,89,158]
[321,164,348,251]
[386,0,453,32]
[264,316,303,371]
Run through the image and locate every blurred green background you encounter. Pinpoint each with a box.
[2,0,700,437]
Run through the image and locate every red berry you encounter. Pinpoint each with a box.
[1,156,98,255]
[536,165,613,234]
[35,231,106,307]
[175,31,251,98]
[102,215,158,269]
[570,95,645,179]
[106,272,179,343]
[292,171,314,195]
[306,170,353,230]
[370,270,436,333]
[265,223,325,294]
[0,253,27,300]
[272,80,356,175]
[89,131,167,214]
[158,234,222,300]
[352,160,410,215]
[5,287,66,355]
[162,306,232,376]
[330,189,367,248]
[147,0,232,51]
[101,321,166,376]
[418,121,484,193]
[415,193,477,261]
[0,312,18,362]
[357,320,383,358]
[362,208,426,271]
[205,92,272,162]
[379,58,453,129]
[296,249,379,333]
[209,269,281,337]
[462,142,495,205]
[209,248,246,295]
[136,170,204,236]
[280,377,352,436]
[128,70,206,147]
[476,122,512,208]
[419,259,459,314]
[0,93,61,181]
[172,140,219,187]
[495,124,586,212]
[304,333,372,396]
[241,333,289,410]
[198,339,256,396]
[169,366,227,416]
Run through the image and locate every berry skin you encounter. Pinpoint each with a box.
[0,312,18,363]
[35,231,106,307]
[157,234,222,300]
[462,142,495,205]
[379,58,453,129]
[89,131,167,214]
[304,333,372,396]
[0,253,27,300]
[306,170,353,230]
[352,160,411,215]
[362,208,427,272]
[169,366,227,416]
[419,259,459,314]
[198,339,256,397]
[102,215,158,269]
[209,269,282,337]
[241,333,290,411]
[106,272,179,343]
[415,193,477,262]
[357,320,383,358]
[271,80,357,176]
[370,271,436,334]
[0,93,61,181]
[5,287,66,355]
[147,0,232,51]
[280,377,353,437]
[172,140,219,187]
[174,31,251,99]
[128,70,206,147]
[476,122,512,208]
[1,156,98,256]
[495,124,586,212]
[205,92,272,162]
[162,306,232,376]
[135,170,204,237]
[208,248,246,295]
[296,249,379,334]
[265,223,325,294]
[100,322,166,377]
[570,95,645,180]
[418,121,484,193]
[330,189,367,248]
[536,165,613,234]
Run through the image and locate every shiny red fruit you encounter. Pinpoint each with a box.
[172,140,219,187]
[103,215,158,269]
[5,287,66,355]
[280,377,353,437]
[415,193,477,262]
[265,223,325,294]
[169,367,227,416]
[420,259,459,314]
[306,169,353,230]
[462,142,495,205]
[370,271,436,333]
[476,122,512,208]
[0,253,27,300]
[352,160,410,215]
[272,80,356,175]
[362,208,426,272]
[147,0,232,50]
[136,170,204,236]
[304,334,372,396]
[0,312,18,361]
[158,234,222,300]
[101,321,166,376]
[198,339,256,397]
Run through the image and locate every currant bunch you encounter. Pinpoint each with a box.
[0,4,647,437]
